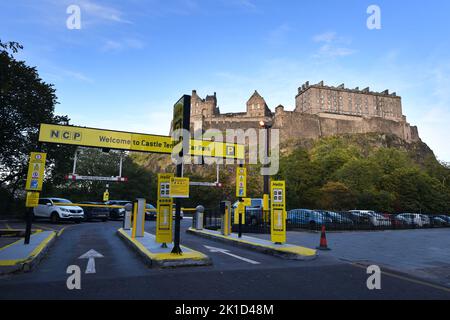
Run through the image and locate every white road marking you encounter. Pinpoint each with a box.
[78,249,104,274]
[204,245,260,265]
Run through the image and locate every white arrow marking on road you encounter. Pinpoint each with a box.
[78,249,104,274]
[204,245,260,265]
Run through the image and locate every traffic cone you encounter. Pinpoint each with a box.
[316,225,331,251]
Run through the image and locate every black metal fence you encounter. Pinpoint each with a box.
[201,207,450,234]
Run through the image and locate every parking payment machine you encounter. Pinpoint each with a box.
[156,173,174,245]
[220,201,232,236]
[270,181,286,244]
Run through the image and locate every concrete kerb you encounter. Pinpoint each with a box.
[0,231,57,274]
[187,228,318,261]
[117,228,212,268]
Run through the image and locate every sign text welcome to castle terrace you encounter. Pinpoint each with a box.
[38,124,244,160]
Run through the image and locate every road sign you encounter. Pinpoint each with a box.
[39,123,244,160]
[103,190,109,202]
[170,177,190,198]
[270,181,286,244]
[236,167,247,198]
[25,192,40,208]
[25,152,47,191]
[172,95,191,156]
[156,173,174,244]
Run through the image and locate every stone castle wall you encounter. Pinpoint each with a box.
[188,82,420,144]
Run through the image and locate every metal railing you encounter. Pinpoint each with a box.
[202,207,450,234]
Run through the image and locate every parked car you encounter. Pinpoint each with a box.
[420,214,431,227]
[437,215,450,224]
[105,200,129,220]
[33,198,84,223]
[80,202,109,222]
[431,216,448,227]
[382,213,405,228]
[319,211,354,225]
[287,209,332,227]
[396,213,424,227]
[232,198,265,225]
[145,203,157,220]
[348,210,391,227]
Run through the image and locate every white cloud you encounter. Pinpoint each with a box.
[77,0,132,24]
[101,38,145,52]
[313,31,355,58]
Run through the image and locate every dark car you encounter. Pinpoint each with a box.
[145,204,157,220]
[80,202,109,221]
[105,200,130,220]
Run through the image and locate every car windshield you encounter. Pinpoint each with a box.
[52,199,72,204]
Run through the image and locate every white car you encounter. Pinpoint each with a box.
[397,213,424,227]
[348,210,391,227]
[33,198,84,223]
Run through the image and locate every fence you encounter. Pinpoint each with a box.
[202,207,450,234]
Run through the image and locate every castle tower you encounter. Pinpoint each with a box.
[246,90,271,117]
[191,90,219,117]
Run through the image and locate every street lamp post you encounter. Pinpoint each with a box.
[259,120,272,220]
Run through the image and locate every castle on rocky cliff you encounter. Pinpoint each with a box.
[189,81,420,143]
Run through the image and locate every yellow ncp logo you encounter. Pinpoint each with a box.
[50,130,82,141]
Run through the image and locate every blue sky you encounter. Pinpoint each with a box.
[1,0,450,161]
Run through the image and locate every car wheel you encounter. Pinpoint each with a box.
[102,218,107,222]
[51,212,59,224]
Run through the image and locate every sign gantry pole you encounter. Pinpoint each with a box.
[171,95,191,255]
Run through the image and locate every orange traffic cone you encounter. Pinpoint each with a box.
[317,225,331,251]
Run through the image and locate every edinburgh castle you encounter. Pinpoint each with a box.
[189,81,420,143]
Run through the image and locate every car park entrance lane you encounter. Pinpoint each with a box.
[1,220,450,299]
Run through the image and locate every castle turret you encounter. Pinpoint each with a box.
[246,90,271,117]
[191,90,219,117]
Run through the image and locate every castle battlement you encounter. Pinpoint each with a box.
[188,82,420,143]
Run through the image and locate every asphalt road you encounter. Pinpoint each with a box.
[1,219,450,300]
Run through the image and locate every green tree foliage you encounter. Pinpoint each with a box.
[0,40,74,215]
[276,136,450,213]
[45,150,157,204]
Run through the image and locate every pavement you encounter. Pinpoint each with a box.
[0,231,56,274]
[252,229,450,288]
[187,227,317,260]
[0,219,449,299]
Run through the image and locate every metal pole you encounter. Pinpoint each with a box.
[24,207,33,245]
[72,149,78,175]
[119,153,123,177]
[238,163,243,238]
[25,142,43,245]
[263,126,270,196]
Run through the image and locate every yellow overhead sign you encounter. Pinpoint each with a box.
[169,177,190,199]
[39,124,244,160]
[25,152,47,192]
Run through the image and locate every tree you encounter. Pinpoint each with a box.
[318,181,355,210]
[0,40,74,214]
